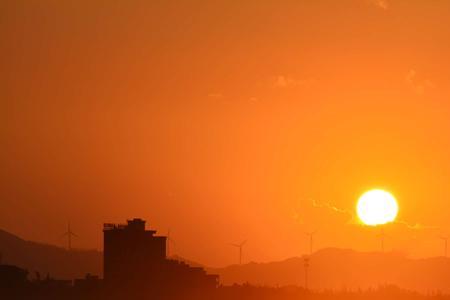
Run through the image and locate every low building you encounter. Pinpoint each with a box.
[0,265,28,289]
[103,218,218,294]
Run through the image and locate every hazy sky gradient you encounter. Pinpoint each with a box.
[2,0,450,266]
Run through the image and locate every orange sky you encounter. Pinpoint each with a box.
[2,0,450,267]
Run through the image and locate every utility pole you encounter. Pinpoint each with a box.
[303,256,310,290]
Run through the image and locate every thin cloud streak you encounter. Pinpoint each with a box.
[271,76,316,89]
[395,219,440,231]
[310,199,438,231]
[370,0,389,10]
[207,93,225,98]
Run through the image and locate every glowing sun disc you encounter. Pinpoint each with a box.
[357,189,398,226]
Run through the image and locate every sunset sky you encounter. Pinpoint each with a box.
[2,0,450,267]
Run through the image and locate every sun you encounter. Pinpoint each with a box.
[357,189,398,226]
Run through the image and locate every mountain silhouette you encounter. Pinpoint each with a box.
[208,248,450,293]
[0,229,102,279]
[2,229,450,293]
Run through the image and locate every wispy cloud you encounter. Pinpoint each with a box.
[312,199,357,225]
[395,219,439,231]
[207,93,225,98]
[312,199,353,216]
[291,198,355,226]
[271,76,316,89]
[405,69,436,94]
[306,198,438,231]
[369,0,389,10]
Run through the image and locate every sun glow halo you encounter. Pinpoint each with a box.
[357,189,398,226]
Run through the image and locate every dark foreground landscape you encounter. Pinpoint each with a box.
[1,218,450,300]
[2,282,450,300]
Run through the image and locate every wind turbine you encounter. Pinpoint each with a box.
[61,222,78,251]
[231,240,247,265]
[440,235,449,257]
[166,229,176,257]
[305,231,317,255]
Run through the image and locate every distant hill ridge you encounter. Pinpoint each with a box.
[2,229,450,293]
[208,247,450,293]
[0,229,102,279]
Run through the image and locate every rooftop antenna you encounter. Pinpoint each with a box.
[166,229,176,257]
[61,222,78,251]
[440,235,449,257]
[231,240,247,265]
[305,231,317,255]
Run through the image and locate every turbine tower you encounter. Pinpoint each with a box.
[377,228,388,252]
[62,222,78,251]
[305,231,317,255]
[231,240,247,265]
[440,235,449,257]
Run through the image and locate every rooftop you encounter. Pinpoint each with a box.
[103,218,157,234]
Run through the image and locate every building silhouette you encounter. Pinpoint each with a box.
[0,264,28,290]
[0,218,218,299]
[103,218,218,296]
[103,218,167,283]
